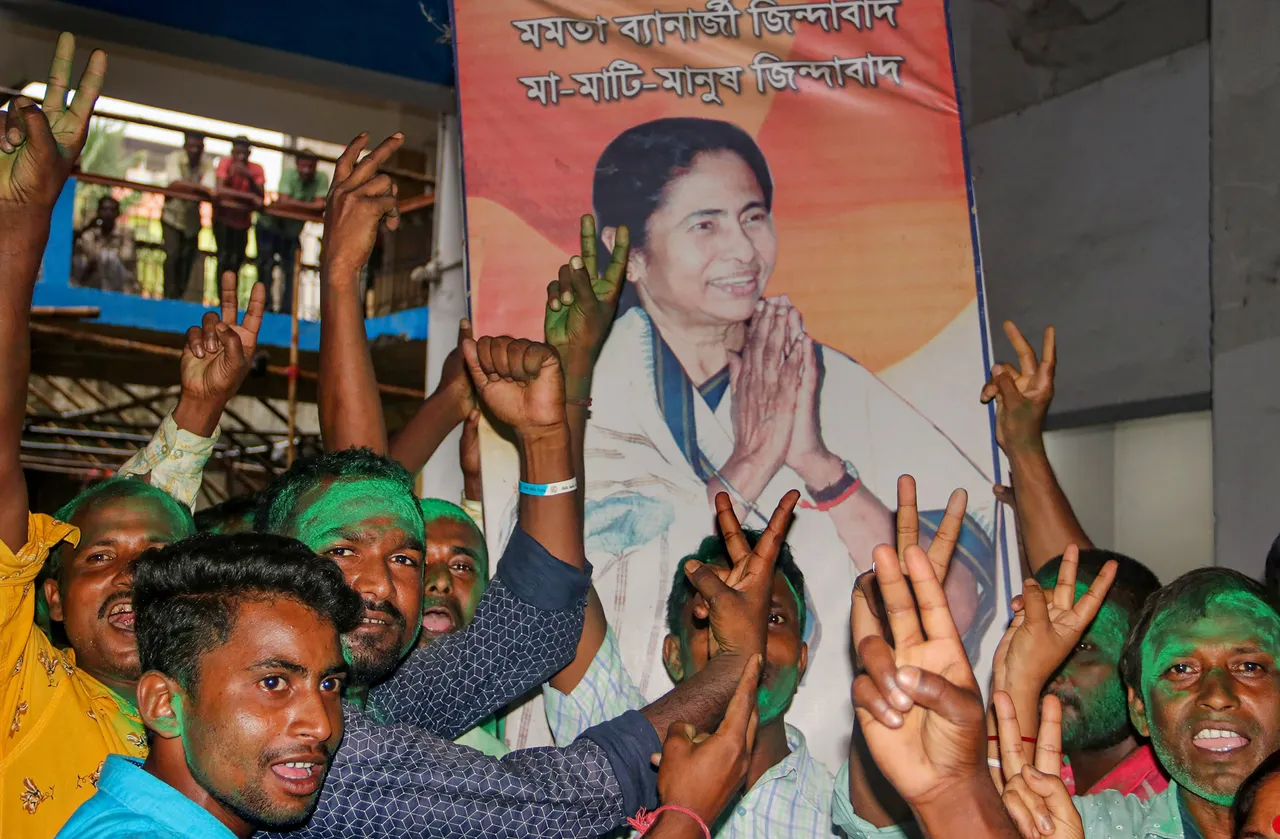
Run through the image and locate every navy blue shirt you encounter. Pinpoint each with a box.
[264,526,662,839]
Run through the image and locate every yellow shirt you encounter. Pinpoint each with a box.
[0,514,147,839]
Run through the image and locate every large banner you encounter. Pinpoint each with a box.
[450,0,1013,771]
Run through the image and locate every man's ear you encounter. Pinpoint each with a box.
[43,576,64,623]
[137,672,185,740]
[1127,685,1150,737]
[798,642,809,682]
[662,634,686,683]
[600,226,645,285]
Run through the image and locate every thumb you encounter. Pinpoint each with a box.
[895,665,983,729]
[993,370,1023,406]
[1022,766,1078,828]
[684,559,735,608]
[10,97,55,160]
[461,337,487,390]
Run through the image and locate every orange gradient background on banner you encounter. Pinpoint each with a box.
[453,0,977,373]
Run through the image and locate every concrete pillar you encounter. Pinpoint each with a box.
[417,112,467,502]
[1211,1,1280,576]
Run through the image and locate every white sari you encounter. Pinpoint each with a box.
[501,307,1000,770]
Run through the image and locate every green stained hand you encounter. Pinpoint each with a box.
[543,214,629,386]
[0,33,106,216]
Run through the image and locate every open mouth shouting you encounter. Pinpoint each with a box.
[421,606,457,636]
[1192,724,1252,754]
[100,594,135,632]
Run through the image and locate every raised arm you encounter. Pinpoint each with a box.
[0,33,105,548]
[844,536,1018,839]
[119,271,264,507]
[543,213,629,693]
[317,132,403,453]
[369,335,589,736]
[981,322,1091,573]
[387,320,475,474]
[988,546,1116,763]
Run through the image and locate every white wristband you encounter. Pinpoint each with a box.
[518,478,578,497]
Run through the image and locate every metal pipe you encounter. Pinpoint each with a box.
[29,323,427,399]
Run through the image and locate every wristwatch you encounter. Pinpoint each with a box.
[809,459,860,504]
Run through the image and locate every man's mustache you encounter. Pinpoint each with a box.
[98,590,131,620]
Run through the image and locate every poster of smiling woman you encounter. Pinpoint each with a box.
[450,0,1014,770]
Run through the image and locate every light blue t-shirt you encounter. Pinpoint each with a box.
[56,755,236,839]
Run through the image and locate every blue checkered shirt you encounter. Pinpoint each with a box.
[544,629,841,838]
[263,527,661,839]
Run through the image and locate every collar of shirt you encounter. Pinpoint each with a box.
[747,724,833,812]
[93,755,237,839]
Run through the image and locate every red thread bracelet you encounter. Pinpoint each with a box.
[565,396,592,407]
[987,735,1039,744]
[627,805,711,838]
[798,479,860,512]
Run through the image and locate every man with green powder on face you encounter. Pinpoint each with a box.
[1008,550,1167,799]
[542,528,838,838]
[835,566,1280,839]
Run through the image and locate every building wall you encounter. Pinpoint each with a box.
[970,44,1211,424]
[1044,411,1215,584]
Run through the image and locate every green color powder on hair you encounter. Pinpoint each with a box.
[419,497,488,578]
[289,478,425,550]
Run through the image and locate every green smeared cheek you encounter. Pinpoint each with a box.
[756,665,800,726]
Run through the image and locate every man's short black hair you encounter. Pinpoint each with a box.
[665,529,805,639]
[194,493,258,534]
[1119,567,1277,691]
[231,135,251,148]
[254,447,419,536]
[593,117,773,253]
[184,130,205,142]
[133,532,361,693]
[98,195,119,209]
[295,148,318,163]
[1035,549,1161,626]
[1234,747,1280,836]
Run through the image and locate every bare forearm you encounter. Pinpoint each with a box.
[516,426,584,570]
[825,486,893,574]
[0,221,50,544]
[171,392,224,439]
[912,776,1021,839]
[1007,446,1091,573]
[848,725,913,828]
[641,652,746,737]
[388,390,467,474]
[318,270,386,452]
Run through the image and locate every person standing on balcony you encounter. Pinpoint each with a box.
[213,135,264,282]
[160,130,214,301]
[73,195,137,293]
[256,148,328,314]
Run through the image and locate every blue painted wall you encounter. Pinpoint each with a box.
[38,180,428,351]
[58,0,455,87]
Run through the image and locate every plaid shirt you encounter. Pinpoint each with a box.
[264,528,664,839]
[544,629,840,838]
[117,412,219,511]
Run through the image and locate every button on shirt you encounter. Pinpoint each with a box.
[0,516,147,839]
[116,411,220,511]
[832,764,1188,839]
[56,755,235,839]
[544,628,840,838]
